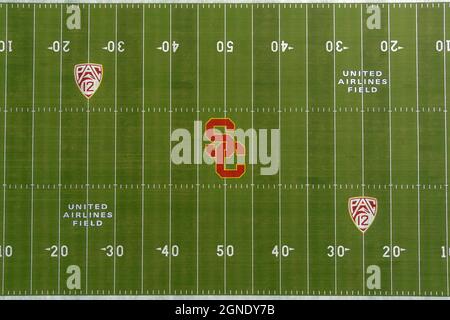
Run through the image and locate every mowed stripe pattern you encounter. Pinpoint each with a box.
[0,2,447,297]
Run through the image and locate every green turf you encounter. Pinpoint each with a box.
[0,2,448,297]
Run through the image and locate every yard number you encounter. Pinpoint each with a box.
[325,40,348,52]
[271,40,293,52]
[216,244,234,257]
[0,40,12,53]
[158,41,179,53]
[327,245,349,257]
[46,245,69,257]
[380,40,402,52]
[272,245,294,258]
[0,245,12,258]
[48,40,70,53]
[382,245,405,258]
[216,40,234,53]
[103,40,125,53]
[102,245,124,257]
[158,244,179,257]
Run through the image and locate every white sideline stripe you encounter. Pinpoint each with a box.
[0,0,438,4]
[443,4,449,296]
[415,4,421,294]
[388,3,393,295]
[332,4,337,295]
[141,3,144,295]
[1,4,6,295]
[251,4,254,295]
[30,4,36,292]
[305,3,309,295]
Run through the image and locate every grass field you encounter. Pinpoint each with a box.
[0,2,449,297]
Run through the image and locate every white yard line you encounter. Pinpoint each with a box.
[387,3,393,295]
[196,3,199,295]
[85,4,91,294]
[332,4,337,295]
[113,3,118,295]
[278,4,283,294]
[1,3,6,295]
[360,3,365,296]
[305,3,309,295]
[141,3,145,295]
[415,4,421,295]
[58,3,63,294]
[443,4,449,296]
[251,4,254,295]
[168,4,172,294]
[278,3,282,295]
[30,4,36,293]
[223,4,227,294]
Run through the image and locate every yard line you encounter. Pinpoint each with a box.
[58,3,63,294]
[443,4,449,296]
[1,3,6,295]
[251,4,254,295]
[415,4,421,295]
[278,3,282,295]
[305,3,309,295]
[141,3,145,295]
[30,3,36,292]
[387,4,394,295]
[223,4,227,294]
[85,4,91,294]
[332,4,337,295]
[168,4,172,295]
[113,3,118,295]
[196,4,199,295]
[360,3,365,296]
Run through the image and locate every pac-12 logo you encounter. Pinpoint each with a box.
[348,196,378,233]
[74,63,103,99]
[205,118,246,178]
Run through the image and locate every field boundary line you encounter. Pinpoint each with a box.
[444,4,449,296]
[305,3,309,295]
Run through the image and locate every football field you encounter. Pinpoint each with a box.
[0,1,449,298]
